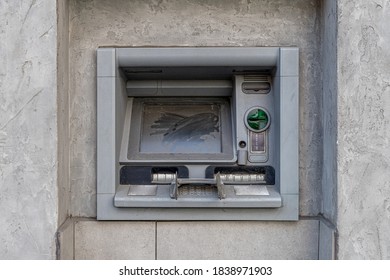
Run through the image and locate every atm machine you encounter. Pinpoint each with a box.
[97,47,299,220]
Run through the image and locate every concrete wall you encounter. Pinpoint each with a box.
[337,0,390,259]
[0,0,59,259]
[57,0,71,228]
[2,0,390,260]
[66,0,322,259]
[321,0,338,224]
[68,219,318,260]
[69,0,322,217]
[317,0,338,259]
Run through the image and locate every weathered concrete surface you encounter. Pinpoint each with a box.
[0,0,58,259]
[74,220,155,259]
[69,0,323,217]
[57,0,71,228]
[56,218,74,260]
[337,0,390,259]
[1,0,389,261]
[321,0,338,224]
[319,219,335,260]
[157,220,319,259]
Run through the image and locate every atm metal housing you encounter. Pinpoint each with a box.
[97,47,299,220]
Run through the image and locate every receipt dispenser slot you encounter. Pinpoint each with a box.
[97,47,299,220]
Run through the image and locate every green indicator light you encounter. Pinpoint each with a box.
[246,108,270,132]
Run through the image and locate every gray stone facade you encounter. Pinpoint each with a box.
[0,0,58,259]
[0,0,389,259]
[337,0,390,259]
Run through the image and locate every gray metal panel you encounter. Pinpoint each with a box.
[119,99,133,164]
[126,80,233,97]
[97,46,299,221]
[97,48,116,77]
[97,69,130,195]
[233,75,275,166]
[276,47,299,77]
[279,75,299,195]
[114,185,282,208]
[273,76,281,190]
[115,76,128,189]
[97,77,116,194]
[117,47,279,67]
[98,193,298,220]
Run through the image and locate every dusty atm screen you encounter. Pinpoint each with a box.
[125,97,234,162]
[140,103,221,154]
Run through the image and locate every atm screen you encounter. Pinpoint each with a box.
[122,97,235,163]
[140,102,221,154]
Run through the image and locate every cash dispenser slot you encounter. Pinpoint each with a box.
[115,166,281,208]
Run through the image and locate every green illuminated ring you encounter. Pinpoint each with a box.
[244,107,271,132]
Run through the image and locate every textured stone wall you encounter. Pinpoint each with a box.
[0,0,58,259]
[337,0,390,259]
[2,0,390,261]
[69,0,323,218]
[318,0,338,259]
[321,0,338,224]
[65,0,323,259]
[57,0,70,227]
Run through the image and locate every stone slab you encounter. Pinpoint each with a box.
[337,0,390,259]
[157,220,319,259]
[74,220,155,260]
[0,0,58,259]
[319,219,335,260]
[56,219,74,260]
